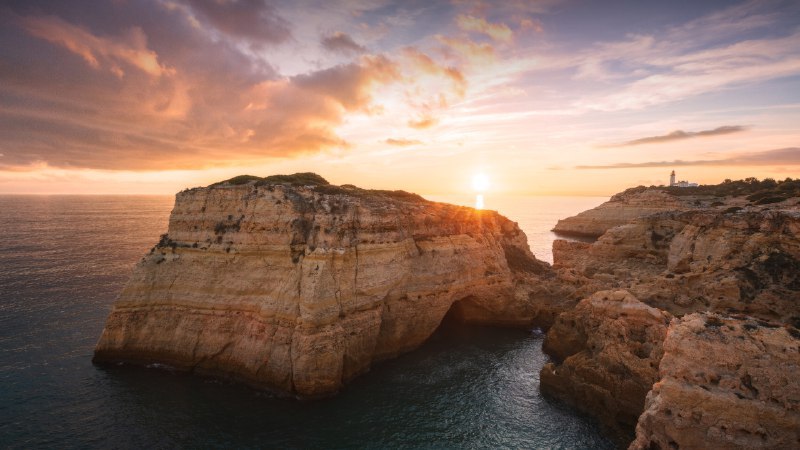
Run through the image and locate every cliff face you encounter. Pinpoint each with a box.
[631,313,800,450]
[94,179,558,397]
[553,207,800,325]
[547,187,800,447]
[540,290,672,443]
[552,189,689,238]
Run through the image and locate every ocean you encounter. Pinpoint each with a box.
[0,194,610,449]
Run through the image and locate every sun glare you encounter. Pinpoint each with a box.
[475,194,485,209]
[472,173,490,192]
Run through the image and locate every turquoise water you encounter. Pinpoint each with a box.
[0,194,610,449]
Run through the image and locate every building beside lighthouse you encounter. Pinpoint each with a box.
[669,170,698,187]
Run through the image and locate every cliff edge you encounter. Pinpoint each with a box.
[93,173,559,397]
[545,178,800,447]
[631,313,800,449]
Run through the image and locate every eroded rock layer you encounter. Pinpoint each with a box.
[540,290,672,443]
[552,189,690,238]
[553,207,800,325]
[631,313,800,450]
[94,179,558,397]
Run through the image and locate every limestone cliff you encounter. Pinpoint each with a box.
[552,188,690,238]
[553,206,800,325]
[551,183,770,238]
[540,290,672,444]
[546,182,800,448]
[93,174,560,397]
[631,313,800,450]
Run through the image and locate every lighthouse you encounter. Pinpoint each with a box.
[670,170,676,187]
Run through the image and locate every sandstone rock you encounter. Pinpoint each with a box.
[546,186,800,447]
[540,290,672,443]
[630,313,800,450]
[553,189,686,238]
[94,176,560,397]
[553,208,800,325]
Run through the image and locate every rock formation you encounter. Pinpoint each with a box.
[553,207,800,326]
[545,182,800,448]
[93,174,565,397]
[631,313,800,450]
[552,188,690,238]
[551,183,768,238]
[540,290,672,443]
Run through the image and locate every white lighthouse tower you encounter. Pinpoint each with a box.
[670,170,676,186]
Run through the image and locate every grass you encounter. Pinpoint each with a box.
[209,172,330,188]
[617,177,800,204]
[207,172,429,203]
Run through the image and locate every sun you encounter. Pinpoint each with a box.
[471,173,490,192]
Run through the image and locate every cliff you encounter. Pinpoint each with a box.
[631,313,800,450]
[552,188,691,238]
[93,174,562,397]
[545,182,800,448]
[553,206,800,326]
[540,290,672,444]
[551,182,779,238]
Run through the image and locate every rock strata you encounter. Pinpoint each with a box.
[553,207,800,325]
[94,174,560,397]
[540,290,672,443]
[631,313,800,450]
[545,181,800,448]
[552,188,688,238]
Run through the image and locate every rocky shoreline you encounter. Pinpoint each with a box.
[94,175,800,447]
[545,180,799,448]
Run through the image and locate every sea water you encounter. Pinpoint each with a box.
[0,194,611,449]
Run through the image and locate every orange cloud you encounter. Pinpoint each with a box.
[2,11,402,171]
[408,116,439,129]
[402,47,467,97]
[456,14,512,43]
[20,15,173,78]
[385,138,422,146]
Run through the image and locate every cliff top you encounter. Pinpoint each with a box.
[614,177,800,205]
[198,172,430,204]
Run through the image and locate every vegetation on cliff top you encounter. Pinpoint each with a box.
[209,172,330,187]
[207,172,428,203]
[618,177,800,204]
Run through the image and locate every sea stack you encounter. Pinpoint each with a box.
[93,173,556,397]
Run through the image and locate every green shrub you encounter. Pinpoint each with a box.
[755,196,786,205]
[209,175,262,187]
[257,172,329,186]
[208,172,330,188]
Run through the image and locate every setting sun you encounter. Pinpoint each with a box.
[472,173,490,192]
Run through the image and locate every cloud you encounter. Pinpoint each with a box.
[518,18,543,33]
[402,47,467,97]
[384,138,422,146]
[436,35,495,64]
[321,31,365,55]
[608,125,747,147]
[19,15,173,77]
[292,55,398,110]
[575,148,800,169]
[456,14,512,43]
[183,0,291,45]
[0,4,401,171]
[408,116,439,129]
[571,25,800,111]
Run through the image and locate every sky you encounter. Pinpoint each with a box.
[0,0,799,196]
